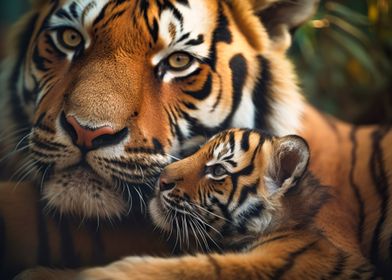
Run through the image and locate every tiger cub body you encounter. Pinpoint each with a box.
[71,129,377,279]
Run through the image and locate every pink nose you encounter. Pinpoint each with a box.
[66,116,115,150]
[159,174,176,192]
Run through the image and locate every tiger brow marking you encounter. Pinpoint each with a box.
[82,1,97,25]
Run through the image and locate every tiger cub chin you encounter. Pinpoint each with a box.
[66,128,377,280]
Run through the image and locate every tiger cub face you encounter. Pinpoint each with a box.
[2,0,316,219]
[149,128,310,250]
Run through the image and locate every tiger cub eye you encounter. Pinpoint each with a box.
[167,52,193,70]
[60,28,83,49]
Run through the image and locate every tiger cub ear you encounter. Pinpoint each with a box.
[264,135,310,196]
[252,0,319,51]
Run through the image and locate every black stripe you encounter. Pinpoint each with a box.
[253,56,272,130]
[241,130,251,151]
[55,8,73,20]
[30,138,61,152]
[70,2,79,19]
[237,180,259,206]
[210,74,223,113]
[270,241,318,280]
[100,8,127,27]
[165,1,184,25]
[37,200,51,266]
[185,34,204,46]
[93,2,112,27]
[175,32,190,44]
[207,255,221,278]
[228,131,235,152]
[325,251,348,279]
[219,54,247,128]
[348,126,365,244]
[152,138,164,154]
[208,2,232,71]
[183,73,212,100]
[369,126,390,271]
[174,68,202,83]
[247,233,292,251]
[59,217,80,268]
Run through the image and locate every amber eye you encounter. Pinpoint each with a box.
[206,164,228,180]
[167,52,193,71]
[58,28,83,49]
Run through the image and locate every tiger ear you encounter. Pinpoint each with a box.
[252,0,320,51]
[264,135,310,197]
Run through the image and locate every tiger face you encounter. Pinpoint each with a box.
[1,0,316,218]
[149,128,310,251]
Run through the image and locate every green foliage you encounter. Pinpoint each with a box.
[290,0,392,124]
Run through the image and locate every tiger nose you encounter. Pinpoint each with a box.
[62,114,127,150]
[159,175,176,192]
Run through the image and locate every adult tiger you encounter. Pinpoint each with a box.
[0,0,391,278]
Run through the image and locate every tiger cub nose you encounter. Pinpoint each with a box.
[159,175,176,192]
[61,114,128,150]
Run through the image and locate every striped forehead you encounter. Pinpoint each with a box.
[152,0,216,65]
[206,132,248,169]
[49,0,111,29]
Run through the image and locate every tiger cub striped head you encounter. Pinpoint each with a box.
[150,128,311,250]
[1,0,317,219]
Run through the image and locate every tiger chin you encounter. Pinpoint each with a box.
[20,129,377,279]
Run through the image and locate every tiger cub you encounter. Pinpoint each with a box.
[73,129,376,280]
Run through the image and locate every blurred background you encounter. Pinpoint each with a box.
[0,0,391,124]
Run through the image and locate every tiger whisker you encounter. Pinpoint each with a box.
[165,153,181,161]
[0,144,32,165]
[183,203,223,236]
[191,218,210,253]
[13,159,40,190]
[13,131,32,152]
[125,183,133,216]
[40,164,52,193]
[188,218,202,252]
[135,187,146,214]
[190,202,233,224]
[8,155,35,182]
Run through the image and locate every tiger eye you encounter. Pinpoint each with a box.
[167,52,193,70]
[60,28,83,49]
